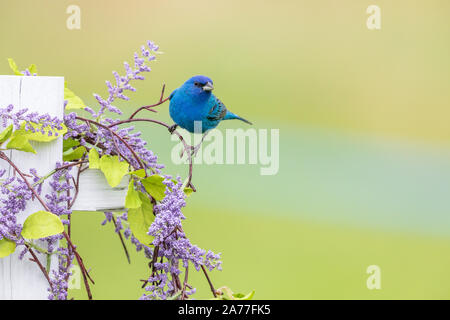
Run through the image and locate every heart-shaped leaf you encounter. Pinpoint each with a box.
[6,135,36,153]
[0,238,16,258]
[0,124,13,145]
[88,148,100,169]
[63,146,86,161]
[128,192,154,245]
[21,211,64,240]
[125,180,142,209]
[141,175,166,201]
[99,155,129,188]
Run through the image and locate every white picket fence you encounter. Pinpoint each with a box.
[0,76,127,299]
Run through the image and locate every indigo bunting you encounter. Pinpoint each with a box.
[169,75,252,134]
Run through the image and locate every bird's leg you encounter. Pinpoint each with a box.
[190,131,210,157]
[168,124,178,134]
[179,131,210,159]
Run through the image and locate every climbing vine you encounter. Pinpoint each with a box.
[0,41,253,300]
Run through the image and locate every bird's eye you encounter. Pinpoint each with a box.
[194,82,201,87]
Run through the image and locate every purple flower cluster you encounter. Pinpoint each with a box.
[90,40,159,118]
[0,104,64,133]
[41,163,78,300]
[63,41,164,172]
[44,162,74,254]
[47,246,74,300]
[99,176,223,300]
[140,177,222,300]
[0,173,30,244]
[21,67,37,77]
[45,162,74,218]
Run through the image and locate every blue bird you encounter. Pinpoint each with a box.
[168,75,252,134]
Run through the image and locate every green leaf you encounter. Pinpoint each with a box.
[233,290,255,300]
[6,135,36,153]
[125,180,142,209]
[130,169,146,178]
[21,211,64,240]
[63,146,86,161]
[168,178,193,197]
[214,287,255,300]
[0,238,16,258]
[4,120,66,153]
[64,84,86,110]
[0,124,13,145]
[183,187,194,197]
[141,175,166,201]
[28,64,38,75]
[8,58,23,76]
[128,192,154,245]
[11,122,67,143]
[63,138,80,152]
[99,155,129,188]
[88,148,100,169]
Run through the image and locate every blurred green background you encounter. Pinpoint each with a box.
[1,0,450,299]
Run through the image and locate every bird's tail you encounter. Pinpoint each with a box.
[224,111,253,125]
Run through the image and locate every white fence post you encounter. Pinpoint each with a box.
[0,75,64,299]
[71,170,128,211]
[0,76,128,300]
[0,75,128,300]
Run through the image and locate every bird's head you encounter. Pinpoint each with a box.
[182,75,214,98]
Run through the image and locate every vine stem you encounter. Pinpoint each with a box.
[129,84,169,119]
[112,84,195,190]
[112,216,131,264]
[31,160,87,188]
[26,244,52,288]
[181,265,189,300]
[75,116,146,173]
[201,265,217,298]
[0,151,94,300]
[106,118,196,191]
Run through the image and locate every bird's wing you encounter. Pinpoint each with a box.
[206,97,228,121]
[169,89,178,100]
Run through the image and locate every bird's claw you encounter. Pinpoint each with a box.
[179,144,201,159]
[190,145,201,158]
[168,124,178,134]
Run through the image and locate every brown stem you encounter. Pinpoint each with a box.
[112,216,131,264]
[201,265,217,298]
[55,160,87,172]
[141,245,160,289]
[75,116,145,172]
[62,232,94,300]
[129,84,169,119]
[25,244,52,288]
[106,118,196,191]
[181,265,189,300]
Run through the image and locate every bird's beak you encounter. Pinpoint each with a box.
[202,82,214,91]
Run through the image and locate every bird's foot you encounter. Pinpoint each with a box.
[168,124,178,134]
[190,144,202,158]
[179,144,201,159]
